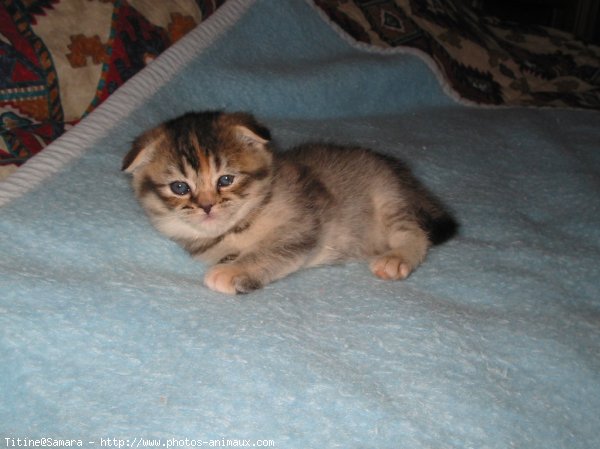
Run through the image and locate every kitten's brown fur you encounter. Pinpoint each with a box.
[123,111,457,294]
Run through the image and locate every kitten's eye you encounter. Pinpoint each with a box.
[217,175,235,188]
[170,181,191,195]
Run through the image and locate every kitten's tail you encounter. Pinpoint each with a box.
[417,198,459,245]
[374,151,458,245]
[418,208,459,246]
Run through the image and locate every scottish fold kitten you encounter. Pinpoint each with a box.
[122,111,457,294]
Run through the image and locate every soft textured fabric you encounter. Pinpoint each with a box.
[1,0,599,448]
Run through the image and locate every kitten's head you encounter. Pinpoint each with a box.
[122,111,273,240]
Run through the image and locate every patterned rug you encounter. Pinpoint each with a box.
[0,0,225,179]
[316,0,600,109]
[1,0,599,179]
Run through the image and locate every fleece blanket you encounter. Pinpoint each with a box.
[1,0,599,447]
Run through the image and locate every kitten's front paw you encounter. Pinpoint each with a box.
[370,255,412,280]
[204,264,262,295]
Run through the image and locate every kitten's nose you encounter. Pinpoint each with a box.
[199,203,213,214]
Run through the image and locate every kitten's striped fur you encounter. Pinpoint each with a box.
[123,111,457,294]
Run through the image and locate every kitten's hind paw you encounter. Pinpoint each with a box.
[370,255,412,280]
[204,264,262,295]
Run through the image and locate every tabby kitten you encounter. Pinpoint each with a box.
[122,111,456,294]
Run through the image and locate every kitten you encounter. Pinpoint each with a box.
[122,111,457,294]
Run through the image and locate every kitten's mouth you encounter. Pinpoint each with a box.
[185,210,219,224]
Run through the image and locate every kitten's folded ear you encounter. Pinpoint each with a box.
[122,126,165,173]
[227,113,271,147]
[234,124,270,146]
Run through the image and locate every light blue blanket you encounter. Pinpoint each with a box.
[1,1,599,448]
